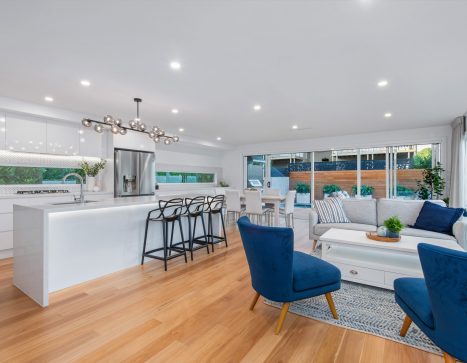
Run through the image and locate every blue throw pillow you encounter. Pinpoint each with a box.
[413,201,464,236]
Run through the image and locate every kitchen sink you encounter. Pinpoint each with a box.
[51,200,97,205]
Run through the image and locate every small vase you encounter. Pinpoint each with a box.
[86,176,96,192]
[387,231,400,239]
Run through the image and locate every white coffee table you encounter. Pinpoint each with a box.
[319,228,464,290]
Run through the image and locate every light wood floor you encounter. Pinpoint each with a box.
[0,218,443,363]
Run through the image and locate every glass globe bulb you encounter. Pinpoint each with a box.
[159,130,165,136]
[81,118,92,127]
[103,115,113,124]
[94,124,103,133]
[119,128,127,135]
[152,126,159,132]
[129,120,137,129]
[164,138,171,145]
[139,123,146,131]
[149,131,156,138]
[111,125,119,134]
[114,118,122,126]
[173,136,179,142]
[154,137,160,143]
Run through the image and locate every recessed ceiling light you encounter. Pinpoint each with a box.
[178,128,184,132]
[216,137,222,141]
[377,80,388,87]
[384,112,392,118]
[80,80,91,87]
[44,96,54,102]
[170,61,181,70]
[171,109,179,114]
[292,125,298,129]
[253,104,262,111]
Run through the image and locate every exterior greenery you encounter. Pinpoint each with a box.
[156,171,215,184]
[352,184,374,196]
[397,184,415,197]
[412,148,432,169]
[323,184,341,194]
[0,166,84,184]
[384,216,405,233]
[295,183,311,194]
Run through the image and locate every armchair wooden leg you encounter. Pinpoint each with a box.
[443,352,456,363]
[312,240,318,251]
[325,293,338,319]
[399,315,412,337]
[274,302,290,335]
[250,292,260,311]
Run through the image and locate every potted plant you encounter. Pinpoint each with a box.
[352,185,374,199]
[79,159,107,191]
[416,162,446,200]
[384,216,405,238]
[323,184,341,198]
[295,183,311,204]
[218,180,229,187]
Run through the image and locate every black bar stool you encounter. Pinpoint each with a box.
[204,194,228,252]
[174,196,210,260]
[141,198,187,271]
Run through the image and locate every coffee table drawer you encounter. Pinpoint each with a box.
[332,261,385,284]
[384,271,418,287]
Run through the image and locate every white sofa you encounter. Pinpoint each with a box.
[309,198,467,249]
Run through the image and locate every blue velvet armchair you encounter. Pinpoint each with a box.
[237,216,341,334]
[395,243,467,363]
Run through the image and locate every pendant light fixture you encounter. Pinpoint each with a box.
[81,98,179,144]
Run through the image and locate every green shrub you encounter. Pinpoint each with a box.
[323,184,341,194]
[352,185,374,196]
[295,183,311,194]
[384,216,405,233]
[397,184,414,196]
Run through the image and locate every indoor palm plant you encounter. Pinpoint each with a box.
[79,159,107,191]
[384,216,405,238]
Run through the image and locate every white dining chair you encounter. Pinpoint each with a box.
[224,189,244,224]
[244,190,272,226]
[263,188,280,208]
[280,190,296,228]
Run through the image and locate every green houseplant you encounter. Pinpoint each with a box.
[416,162,445,200]
[323,184,341,196]
[295,183,311,205]
[384,216,405,238]
[352,185,374,198]
[79,159,106,191]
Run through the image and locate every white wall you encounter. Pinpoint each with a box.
[222,125,452,190]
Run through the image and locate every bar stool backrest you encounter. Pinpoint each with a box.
[206,195,225,213]
[159,198,184,220]
[185,196,206,216]
[225,190,242,213]
[284,190,296,214]
[244,190,263,214]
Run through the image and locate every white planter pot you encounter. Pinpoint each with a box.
[86,176,96,192]
[360,195,373,199]
[296,193,310,204]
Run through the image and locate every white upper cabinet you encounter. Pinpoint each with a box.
[5,114,47,153]
[78,126,104,157]
[46,120,80,155]
[0,112,5,150]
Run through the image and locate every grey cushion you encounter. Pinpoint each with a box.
[377,199,446,227]
[342,198,377,225]
[313,223,377,236]
[401,227,456,241]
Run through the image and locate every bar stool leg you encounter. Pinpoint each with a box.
[141,217,149,265]
[200,213,209,254]
[168,220,175,256]
[220,209,228,247]
[189,215,196,261]
[208,212,215,252]
[163,220,168,271]
[178,217,188,263]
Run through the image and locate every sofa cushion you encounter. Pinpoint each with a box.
[377,199,445,227]
[413,201,464,236]
[314,198,350,224]
[401,227,456,241]
[313,223,376,236]
[342,198,377,225]
[292,251,341,292]
[394,278,434,329]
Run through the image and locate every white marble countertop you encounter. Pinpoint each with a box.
[13,191,214,213]
[0,191,113,199]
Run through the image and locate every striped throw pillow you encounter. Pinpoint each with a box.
[313,198,350,224]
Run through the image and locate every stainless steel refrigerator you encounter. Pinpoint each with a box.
[114,148,155,197]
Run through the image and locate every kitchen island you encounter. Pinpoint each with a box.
[13,193,221,307]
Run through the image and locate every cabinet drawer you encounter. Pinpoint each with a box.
[332,261,385,284]
[0,213,13,231]
[0,231,13,250]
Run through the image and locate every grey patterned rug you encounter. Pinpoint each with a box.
[264,252,440,355]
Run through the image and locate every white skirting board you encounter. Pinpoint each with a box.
[0,248,12,259]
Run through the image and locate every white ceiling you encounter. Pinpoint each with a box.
[0,0,466,147]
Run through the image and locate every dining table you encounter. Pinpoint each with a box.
[239,193,286,226]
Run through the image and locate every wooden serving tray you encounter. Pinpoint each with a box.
[366,232,401,243]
